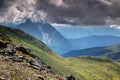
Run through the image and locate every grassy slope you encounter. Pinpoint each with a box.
[103,43,120,60]
[0,26,120,80]
[63,43,120,61]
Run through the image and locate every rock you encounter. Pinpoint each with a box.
[44,65,52,73]
[16,46,30,54]
[0,41,7,48]
[0,77,6,80]
[29,65,41,70]
[17,55,25,59]
[9,56,24,62]
[0,33,12,44]
[28,60,43,70]
[5,39,12,44]
[15,46,36,59]
[59,77,66,80]
[4,44,16,56]
[46,65,51,69]
[66,75,75,80]
[38,75,44,80]
[0,50,5,54]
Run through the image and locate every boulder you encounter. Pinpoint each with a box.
[38,75,44,80]
[16,46,30,54]
[5,44,16,55]
[0,41,7,48]
[0,77,6,80]
[28,60,43,70]
[66,75,75,80]
[9,56,24,62]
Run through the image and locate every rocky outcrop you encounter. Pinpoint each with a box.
[0,41,7,48]
[16,46,31,54]
[66,75,75,80]
[0,32,75,80]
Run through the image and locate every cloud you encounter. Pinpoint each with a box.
[0,0,15,15]
[35,0,120,25]
[110,25,120,29]
[0,0,120,25]
[50,23,72,27]
[0,0,47,24]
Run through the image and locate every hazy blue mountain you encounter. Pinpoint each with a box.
[16,20,120,55]
[1,25,120,80]
[54,26,120,39]
[0,22,18,28]
[16,19,72,54]
[69,35,120,49]
[62,47,111,57]
[62,43,120,61]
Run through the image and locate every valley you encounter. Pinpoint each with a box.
[0,25,120,80]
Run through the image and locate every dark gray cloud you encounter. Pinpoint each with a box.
[36,0,120,25]
[0,0,16,10]
[36,0,84,24]
[0,0,15,15]
[0,0,120,25]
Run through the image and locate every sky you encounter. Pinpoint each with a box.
[0,0,120,27]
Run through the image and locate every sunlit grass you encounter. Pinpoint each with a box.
[0,26,120,80]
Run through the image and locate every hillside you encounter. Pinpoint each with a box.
[63,43,120,61]
[0,25,120,80]
[104,43,120,60]
[0,36,63,80]
[62,47,110,58]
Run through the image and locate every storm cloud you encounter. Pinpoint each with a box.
[0,0,46,23]
[0,0,120,25]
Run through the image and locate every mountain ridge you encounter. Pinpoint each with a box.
[1,25,120,80]
[63,42,120,61]
[16,19,73,54]
[69,35,120,49]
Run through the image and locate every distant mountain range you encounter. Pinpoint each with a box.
[1,20,120,56]
[1,25,120,80]
[62,42,120,61]
[15,20,120,55]
[55,26,120,39]
[62,47,111,57]
[69,35,120,49]
[16,19,73,54]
